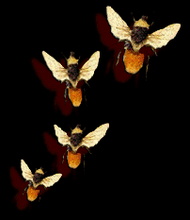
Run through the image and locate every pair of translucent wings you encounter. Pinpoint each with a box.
[106,6,181,49]
[42,51,100,87]
[54,123,109,149]
[21,159,62,188]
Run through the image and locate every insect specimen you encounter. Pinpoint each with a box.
[42,51,100,107]
[106,6,181,75]
[54,123,109,169]
[21,159,62,201]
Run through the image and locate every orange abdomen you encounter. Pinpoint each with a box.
[27,185,40,202]
[67,151,81,169]
[123,49,144,74]
[68,87,82,107]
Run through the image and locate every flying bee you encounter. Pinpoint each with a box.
[106,6,181,75]
[21,159,62,202]
[42,51,100,107]
[54,123,109,169]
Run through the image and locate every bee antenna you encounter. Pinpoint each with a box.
[149,21,155,27]
[131,12,136,22]
[61,51,67,60]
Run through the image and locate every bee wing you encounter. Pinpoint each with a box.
[81,123,109,148]
[42,51,69,82]
[21,159,33,181]
[41,173,62,188]
[106,6,131,41]
[79,51,100,82]
[146,23,181,49]
[54,124,70,147]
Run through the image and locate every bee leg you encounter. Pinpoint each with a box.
[64,80,72,104]
[116,50,122,66]
[84,80,90,88]
[82,87,88,107]
[151,47,157,56]
[62,145,70,164]
[85,147,92,154]
[62,152,66,164]
[38,196,41,204]
[82,148,92,174]
[117,40,132,66]
[83,154,86,175]
[131,12,136,22]
[22,182,31,195]
[64,87,68,104]
[22,186,28,195]
[62,156,64,164]
[145,55,150,81]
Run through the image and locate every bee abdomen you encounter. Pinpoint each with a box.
[67,151,81,169]
[68,87,82,107]
[27,185,40,202]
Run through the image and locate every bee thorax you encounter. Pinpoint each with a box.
[67,64,80,81]
[33,172,44,184]
[131,27,149,44]
[70,133,83,147]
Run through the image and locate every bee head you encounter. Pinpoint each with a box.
[71,125,83,135]
[35,168,44,175]
[134,17,150,29]
[67,52,79,66]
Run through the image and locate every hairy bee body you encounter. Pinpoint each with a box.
[67,151,82,169]
[68,87,82,107]
[27,185,40,202]
[123,49,144,74]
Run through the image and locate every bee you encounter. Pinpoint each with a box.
[106,6,181,75]
[42,51,100,107]
[53,123,109,169]
[21,159,62,202]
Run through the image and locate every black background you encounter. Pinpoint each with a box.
[3,1,187,218]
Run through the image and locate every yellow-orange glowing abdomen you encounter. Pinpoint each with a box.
[27,185,40,202]
[68,87,82,107]
[123,49,144,74]
[67,151,82,169]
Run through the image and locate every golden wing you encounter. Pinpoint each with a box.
[79,51,100,82]
[146,23,181,49]
[54,124,70,147]
[20,159,33,181]
[106,6,131,41]
[81,123,109,148]
[42,51,69,82]
[40,173,62,188]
